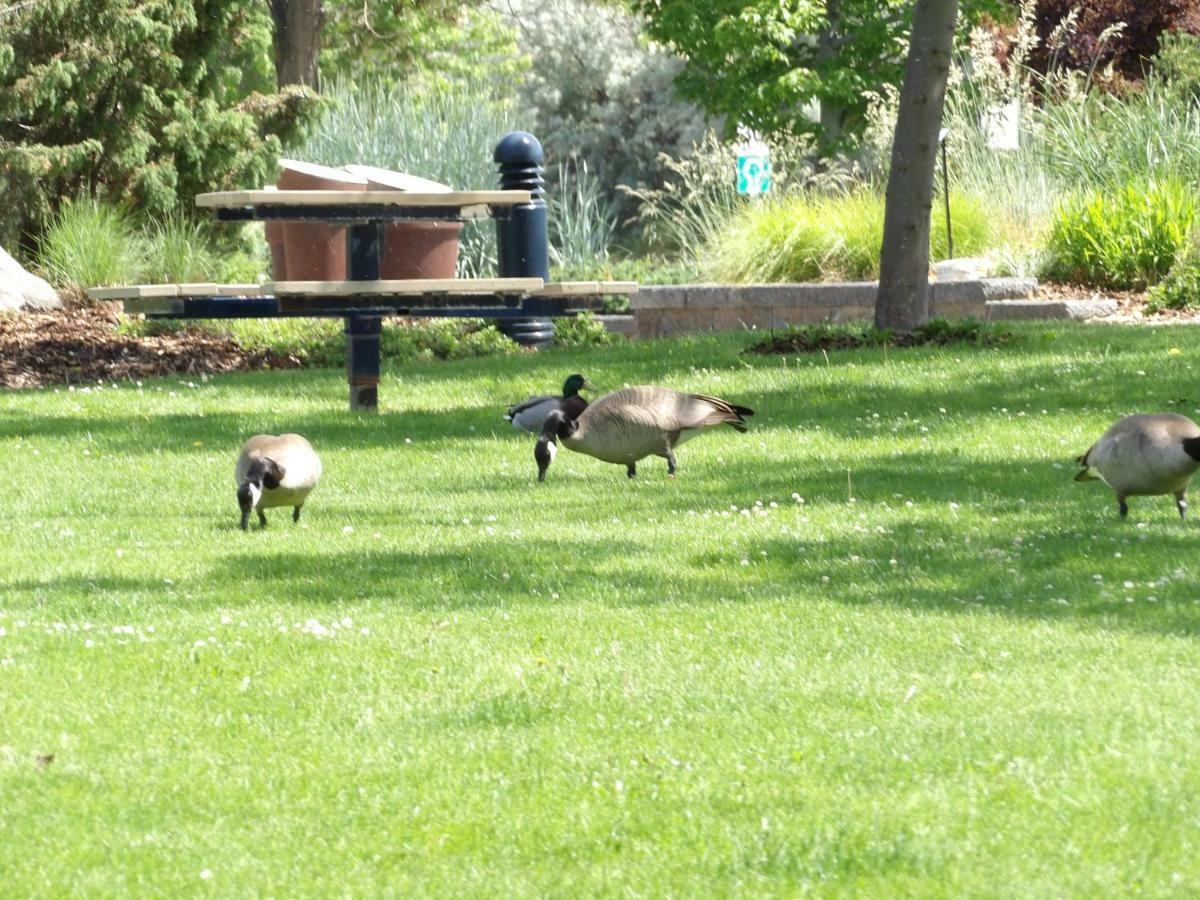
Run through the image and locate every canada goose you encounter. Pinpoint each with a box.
[535,385,754,481]
[1075,413,1200,519]
[235,434,323,530]
[504,373,594,433]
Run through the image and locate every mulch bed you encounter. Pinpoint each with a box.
[0,299,302,389]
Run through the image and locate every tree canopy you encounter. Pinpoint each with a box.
[629,0,1003,145]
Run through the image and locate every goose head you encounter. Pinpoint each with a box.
[237,457,284,530]
[562,373,594,398]
[536,410,578,482]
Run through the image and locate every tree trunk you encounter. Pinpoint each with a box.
[874,0,958,332]
[268,0,323,90]
[815,0,845,147]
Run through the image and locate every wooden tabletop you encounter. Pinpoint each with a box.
[196,189,531,212]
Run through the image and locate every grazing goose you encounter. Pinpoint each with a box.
[504,373,594,433]
[535,385,754,481]
[1075,413,1200,519]
[235,433,323,530]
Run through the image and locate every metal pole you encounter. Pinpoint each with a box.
[345,222,382,412]
[941,134,953,260]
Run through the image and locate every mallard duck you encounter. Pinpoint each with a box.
[235,433,323,530]
[1075,412,1200,519]
[535,385,754,481]
[504,373,594,433]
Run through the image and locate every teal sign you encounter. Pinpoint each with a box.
[736,150,771,196]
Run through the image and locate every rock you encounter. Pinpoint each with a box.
[934,257,993,282]
[985,298,1119,321]
[0,244,62,312]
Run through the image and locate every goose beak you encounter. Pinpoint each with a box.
[535,436,556,482]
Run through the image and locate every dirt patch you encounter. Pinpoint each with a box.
[1036,283,1200,324]
[0,299,302,389]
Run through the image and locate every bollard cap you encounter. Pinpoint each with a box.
[494,131,544,166]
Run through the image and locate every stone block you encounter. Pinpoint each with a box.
[985,298,1119,321]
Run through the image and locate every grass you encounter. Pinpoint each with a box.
[5,324,1200,893]
[704,190,995,283]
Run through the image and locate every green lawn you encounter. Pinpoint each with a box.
[3,324,1200,895]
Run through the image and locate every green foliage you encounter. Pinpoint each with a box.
[35,198,142,291]
[1042,181,1196,290]
[1151,31,1200,104]
[629,0,907,144]
[0,0,320,249]
[321,2,526,94]
[1037,83,1200,191]
[625,130,852,258]
[1147,227,1200,311]
[705,191,994,283]
[34,196,265,290]
[213,317,518,368]
[300,77,515,277]
[629,0,1005,145]
[553,311,615,348]
[746,317,1011,354]
[140,214,220,284]
[548,162,617,272]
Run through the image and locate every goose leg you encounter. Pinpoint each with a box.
[663,449,677,477]
[240,510,250,531]
[258,509,268,528]
[626,463,637,479]
[1117,495,1129,520]
[293,504,303,524]
[1176,492,1188,521]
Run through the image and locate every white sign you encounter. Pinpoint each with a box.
[736,138,771,196]
[982,100,1020,151]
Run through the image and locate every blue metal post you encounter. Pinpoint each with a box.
[346,314,381,412]
[346,222,382,411]
[494,131,554,349]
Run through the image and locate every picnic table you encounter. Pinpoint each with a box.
[87,136,637,411]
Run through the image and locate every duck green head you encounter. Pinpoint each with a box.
[562,374,594,398]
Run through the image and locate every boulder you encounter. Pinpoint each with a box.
[0,244,62,312]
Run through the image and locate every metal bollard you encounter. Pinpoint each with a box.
[494,131,554,348]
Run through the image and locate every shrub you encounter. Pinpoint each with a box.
[1042,181,1196,289]
[212,317,519,368]
[553,311,615,348]
[140,214,220,284]
[705,191,994,284]
[548,162,617,272]
[35,198,142,290]
[0,0,317,250]
[1147,227,1200,311]
[1152,31,1200,103]
[498,0,708,221]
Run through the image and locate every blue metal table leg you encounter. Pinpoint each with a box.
[346,314,381,412]
[346,223,382,410]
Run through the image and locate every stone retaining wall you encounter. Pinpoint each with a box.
[631,279,1038,339]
